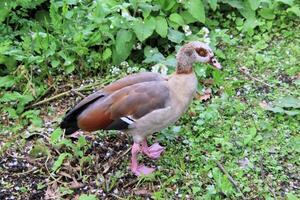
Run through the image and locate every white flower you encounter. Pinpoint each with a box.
[120,61,129,67]
[133,43,142,50]
[183,25,192,36]
[202,27,210,35]
[110,66,121,75]
[151,63,168,75]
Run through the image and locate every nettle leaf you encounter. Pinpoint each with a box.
[65,65,75,74]
[187,0,205,23]
[277,0,294,6]
[224,0,244,9]
[169,13,185,26]
[167,29,185,43]
[132,17,156,42]
[274,96,300,108]
[113,29,133,64]
[287,5,300,17]
[247,0,260,11]
[79,194,97,200]
[143,46,165,63]
[102,48,112,61]
[155,16,168,38]
[116,30,132,54]
[259,8,275,20]
[0,75,16,88]
[51,128,63,145]
[284,110,300,116]
[208,0,218,11]
[287,193,298,200]
[52,153,71,172]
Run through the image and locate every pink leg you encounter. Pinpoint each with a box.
[131,143,155,176]
[141,140,165,159]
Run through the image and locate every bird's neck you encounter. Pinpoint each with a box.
[176,64,193,74]
[169,72,198,99]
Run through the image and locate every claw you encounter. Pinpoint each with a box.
[141,142,165,159]
[131,165,155,176]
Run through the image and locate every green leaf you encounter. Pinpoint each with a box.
[113,29,133,64]
[65,65,75,74]
[247,0,260,10]
[187,0,205,23]
[259,8,275,19]
[287,193,298,200]
[169,13,185,26]
[29,140,50,158]
[287,6,300,17]
[284,110,300,116]
[155,16,168,38]
[51,128,63,145]
[0,92,22,102]
[167,29,185,43]
[224,0,244,9]
[102,48,112,61]
[132,17,156,42]
[52,153,70,172]
[208,0,218,11]
[274,96,300,108]
[181,11,198,24]
[277,0,294,6]
[115,30,132,54]
[79,194,98,200]
[51,60,60,68]
[266,106,285,113]
[0,75,16,88]
[143,46,165,63]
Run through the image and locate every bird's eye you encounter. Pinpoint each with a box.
[196,47,208,57]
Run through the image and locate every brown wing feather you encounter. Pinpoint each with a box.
[60,72,166,134]
[77,81,170,131]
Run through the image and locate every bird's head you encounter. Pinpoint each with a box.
[176,41,222,74]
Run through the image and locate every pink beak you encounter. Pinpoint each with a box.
[209,57,222,70]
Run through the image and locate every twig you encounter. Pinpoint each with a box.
[109,193,125,200]
[16,167,39,176]
[103,147,131,174]
[29,81,103,108]
[71,89,86,98]
[216,161,246,199]
[239,66,273,88]
[123,179,138,188]
[260,156,277,200]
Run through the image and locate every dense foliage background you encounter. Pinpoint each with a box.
[0,0,299,199]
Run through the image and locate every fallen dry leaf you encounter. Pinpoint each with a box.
[45,182,60,200]
[195,88,212,101]
[201,79,214,85]
[133,189,152,196]
[259,101,270,109]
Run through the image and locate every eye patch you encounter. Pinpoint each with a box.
[196,48,208,57]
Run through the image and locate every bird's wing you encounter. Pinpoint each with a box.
[77,81,170,131]
[60,72,166,134]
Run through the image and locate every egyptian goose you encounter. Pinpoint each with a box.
[60,41,222,176]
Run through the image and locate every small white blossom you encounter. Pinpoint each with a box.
[136,42,142,50]
[126,66,139,73]
[183,25,192,36]
[151,63,168,75]
[110,66,121,75]
[120,61,129,67]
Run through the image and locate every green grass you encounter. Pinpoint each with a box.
[1,10,300,200]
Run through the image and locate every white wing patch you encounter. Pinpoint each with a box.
[121,116,135,125]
